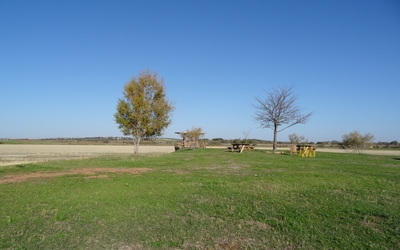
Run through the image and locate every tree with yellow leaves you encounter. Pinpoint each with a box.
[114,70,174,156]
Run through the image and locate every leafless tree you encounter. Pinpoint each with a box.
[253,85,313,153]
[288,133,308,145]
[242,129,251,143]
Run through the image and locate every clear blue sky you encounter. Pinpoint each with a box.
[1,0,399,143]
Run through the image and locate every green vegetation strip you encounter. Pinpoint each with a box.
[0,149,399,249]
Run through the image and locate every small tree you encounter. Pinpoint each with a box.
[114,70,174,156]
[242,129,251,143]
[342,131,374,153]
[288,133,308,145]
[253,85,313,153]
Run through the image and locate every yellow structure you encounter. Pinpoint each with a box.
[296,145,316,157]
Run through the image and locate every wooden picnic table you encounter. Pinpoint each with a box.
[229,143,252,153]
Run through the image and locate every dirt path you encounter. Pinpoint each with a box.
[208,146,400,156]
[305,147,400,156]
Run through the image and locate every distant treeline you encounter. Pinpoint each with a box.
[1,137,398,148]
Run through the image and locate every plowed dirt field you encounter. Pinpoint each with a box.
[0,145,175,166]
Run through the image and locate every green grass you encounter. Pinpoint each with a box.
[1,149,399,249]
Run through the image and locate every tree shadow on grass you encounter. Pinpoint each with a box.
[394,157,400,161]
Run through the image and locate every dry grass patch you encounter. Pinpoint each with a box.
[361,215,382,233]
[0,168,152,184]
[163,169,190,174]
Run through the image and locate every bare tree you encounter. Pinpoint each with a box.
[253,85,313,153]
[288,133,308,145]
[242,129,251,143]
[114,70,174,156]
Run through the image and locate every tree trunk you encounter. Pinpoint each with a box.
[273,125,278,153]
[132,137,140,156]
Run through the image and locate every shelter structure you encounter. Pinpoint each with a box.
[175,131,206,149]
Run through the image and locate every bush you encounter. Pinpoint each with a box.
[342,131,374,153]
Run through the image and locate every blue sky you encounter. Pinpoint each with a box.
[1,0,399,142]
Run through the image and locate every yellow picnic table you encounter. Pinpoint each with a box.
[297,145,316,157]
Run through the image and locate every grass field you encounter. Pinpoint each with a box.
[0,148,399,249]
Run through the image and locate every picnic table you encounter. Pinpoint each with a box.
[297,145,316,157]
[228,143,253,153]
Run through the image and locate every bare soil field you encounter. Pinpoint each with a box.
[0,144,175,166]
